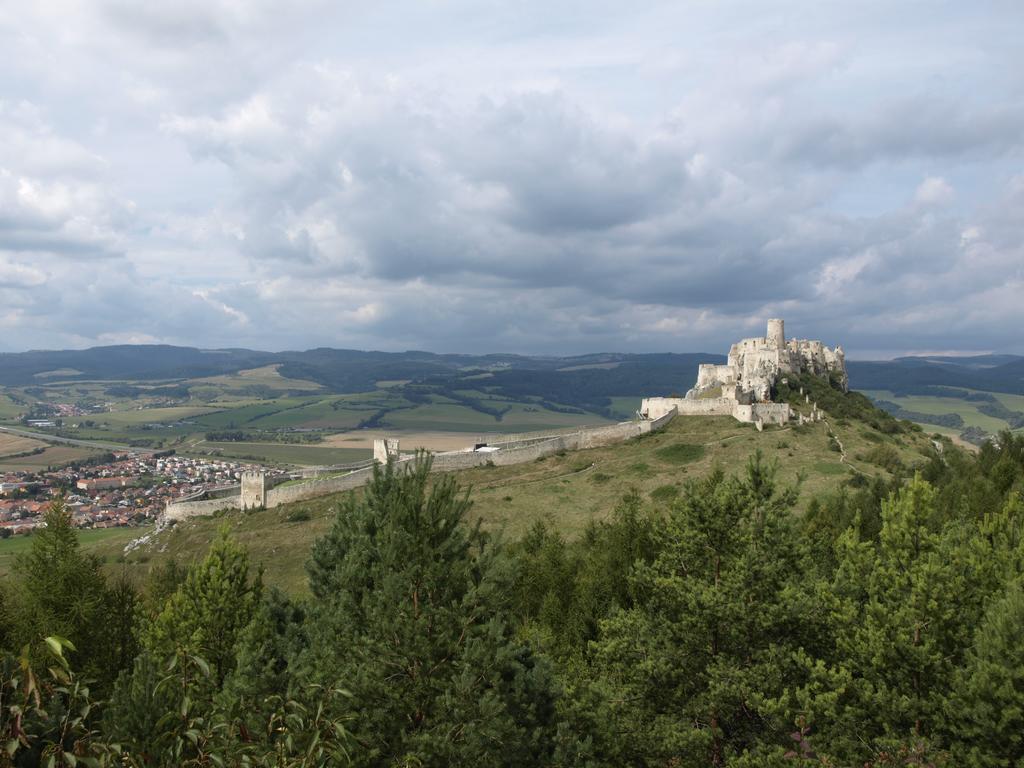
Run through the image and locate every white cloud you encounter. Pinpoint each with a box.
[0,2,1022,355]
[915,176,955,206]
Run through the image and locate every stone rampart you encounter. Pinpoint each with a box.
[265,464,387,507]
[164,495,241,521]
[750,402,792,425]
[164,411,677,521]
[642,397,734,419]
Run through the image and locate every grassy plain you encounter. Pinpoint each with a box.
[0,395,25,420]
[99,412,937,594]
[0,525,146,577]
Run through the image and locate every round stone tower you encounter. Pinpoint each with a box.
[767,318,785,349]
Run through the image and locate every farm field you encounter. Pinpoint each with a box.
[860,389,1023,433]
[322,430,491,452]
[99,405,225,426]
[0,444,104,471]
[0,395,24,419]
[0,433,48,457]
[101,411,938,594]
[189,365,324,392]
[184,441,370,466]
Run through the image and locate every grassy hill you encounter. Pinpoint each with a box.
[85,399,941,594]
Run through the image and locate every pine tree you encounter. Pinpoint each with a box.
[590,452,822,766]
[948,578,1024,766]
[142,524,262,686]
[795,474,981,762]
[5,497,116,687]
[298,454,562,766]
[107,526,263,758]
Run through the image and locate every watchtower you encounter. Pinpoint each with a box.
[240,470,268,510]
[373,437,401,464]
[767,318,785,349]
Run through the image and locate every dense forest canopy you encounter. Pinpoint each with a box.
[3,404,1024,765]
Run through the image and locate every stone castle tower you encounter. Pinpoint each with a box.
[240,470,268,510]
[373,437,401,464]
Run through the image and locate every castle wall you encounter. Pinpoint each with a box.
[165,411,678,521]
[642,397,734,419]
[696,364,737,389]
[733,402,792,425]
[165,495,241,521]
[265,465,384,507]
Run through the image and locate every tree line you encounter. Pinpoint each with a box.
[1,429,1024,766]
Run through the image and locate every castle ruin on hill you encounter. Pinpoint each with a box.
[640,319,847,427]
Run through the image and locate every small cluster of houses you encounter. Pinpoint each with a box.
[0,452,267,536]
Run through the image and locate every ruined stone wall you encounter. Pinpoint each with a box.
[733,402,792,425]
[643,397,734,419]
[165,495,241,521]
[165,412,677,521]
[265,465,386,507]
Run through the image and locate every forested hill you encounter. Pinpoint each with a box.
[847,353,1024,395]
[0,344,720,405]
[4,343,1024,401]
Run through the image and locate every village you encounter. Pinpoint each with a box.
[0,451,274,536]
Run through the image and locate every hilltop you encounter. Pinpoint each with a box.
[93,385,942,593]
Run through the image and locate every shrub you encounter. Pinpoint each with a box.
[862,444,904,474]
[650,484,679,502]
[655,443,706,465]
[286,509,311,523]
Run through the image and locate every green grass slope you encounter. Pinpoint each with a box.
[86,394,940,594]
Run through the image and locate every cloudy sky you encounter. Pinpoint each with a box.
[1,1,1021,357]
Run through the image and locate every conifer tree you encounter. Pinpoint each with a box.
[590,453,822,766]
[948,578,1024,766]
[298,454,562,766]
[5,497,118,688]
[142,524,262,686]
[794,475,980,762]
[107,526,263,756]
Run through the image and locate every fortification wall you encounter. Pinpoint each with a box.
[164,411,677,521]
[643,397,734,419]
[265,464,391,506]
[164,495,241,521]
[752,402,792,425]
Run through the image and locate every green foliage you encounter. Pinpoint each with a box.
[142,525,262,686]
[649,483,679,502]
[948,579,1024,765]
[3,498,136,695]
[300,454,562,765]
[654,442,705,464]
[588,453,823,765]
[512,491,660,660]
[0,636,122,767]
[791,475,1007,764]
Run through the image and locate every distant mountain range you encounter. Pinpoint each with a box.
[2,345,1023,399]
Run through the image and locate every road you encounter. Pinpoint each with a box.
[0,425,136,453]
